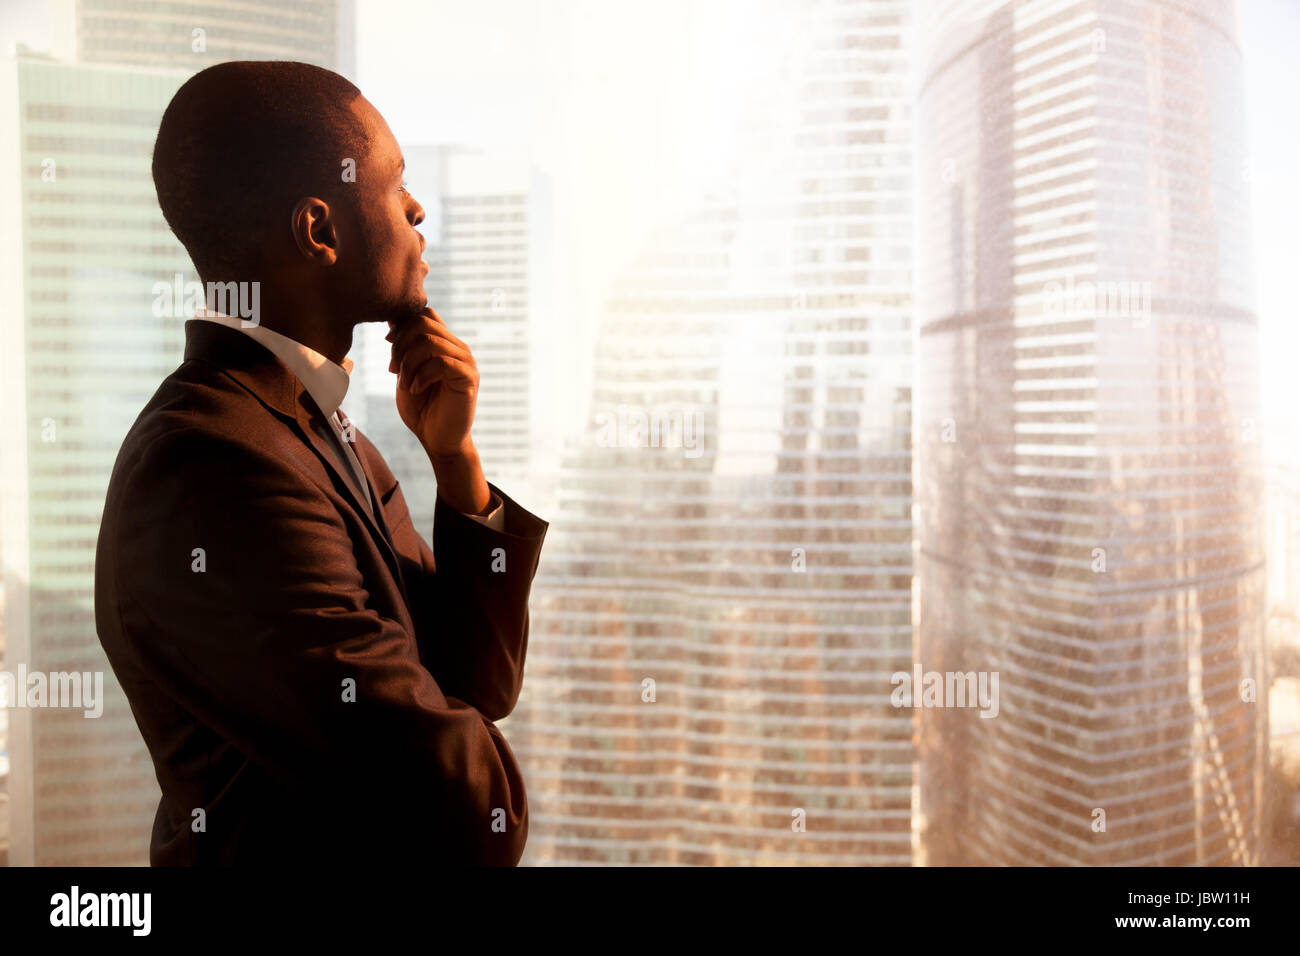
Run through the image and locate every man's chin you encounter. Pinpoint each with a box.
[365,298,426,326]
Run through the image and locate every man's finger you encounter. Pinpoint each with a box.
[391,332,472,375]
[395,338,475,382]
[389,328,471,371]
[387,316,469,355]
[403,353,476,394]
[392,322,469,356]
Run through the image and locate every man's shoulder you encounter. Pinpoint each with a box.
[106,359,304,501]
[123,358,289,452]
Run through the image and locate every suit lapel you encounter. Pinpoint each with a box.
[183,320,412,608]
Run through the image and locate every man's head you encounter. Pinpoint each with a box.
[152,60,428,330]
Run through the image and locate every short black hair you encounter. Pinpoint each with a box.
[152,60,372,282]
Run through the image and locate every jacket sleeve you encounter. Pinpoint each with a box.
[393,480,548,723]
[110,428,527,865]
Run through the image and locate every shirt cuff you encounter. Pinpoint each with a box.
[462,491,505,531]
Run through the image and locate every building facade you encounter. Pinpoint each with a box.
[914,0,1265,864]
[512,0,915,864]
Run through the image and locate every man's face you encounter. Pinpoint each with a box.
[330,95,428,325]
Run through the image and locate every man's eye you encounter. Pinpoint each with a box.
[399,181,409,193]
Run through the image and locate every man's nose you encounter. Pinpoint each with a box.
[410,199,425,227]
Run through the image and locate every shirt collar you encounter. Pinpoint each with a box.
[191,309,354,419]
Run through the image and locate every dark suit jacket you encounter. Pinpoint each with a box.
[94,318,547,866]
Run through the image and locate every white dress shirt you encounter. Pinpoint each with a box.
[190,309,504,531]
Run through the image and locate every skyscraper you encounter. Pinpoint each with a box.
[914,0,1265,864]
[512,0,915,864]
[76,0,353,73]
[421,145,536,489]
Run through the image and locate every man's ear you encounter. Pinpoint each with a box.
[291,196,339,267]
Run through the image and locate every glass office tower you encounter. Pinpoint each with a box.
[514,0,916,864]
[914,0,1265,864]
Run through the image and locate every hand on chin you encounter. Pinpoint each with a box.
[386,307,479,459]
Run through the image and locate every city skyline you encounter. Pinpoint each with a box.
[510,0,917,864]
[0,0,1295,866]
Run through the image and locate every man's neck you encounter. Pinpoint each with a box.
[246,285,353,365]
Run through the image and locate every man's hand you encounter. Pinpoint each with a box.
[388,306,491,515]
[388,306,478,457]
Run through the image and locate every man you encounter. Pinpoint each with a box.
[93,61,547,866]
